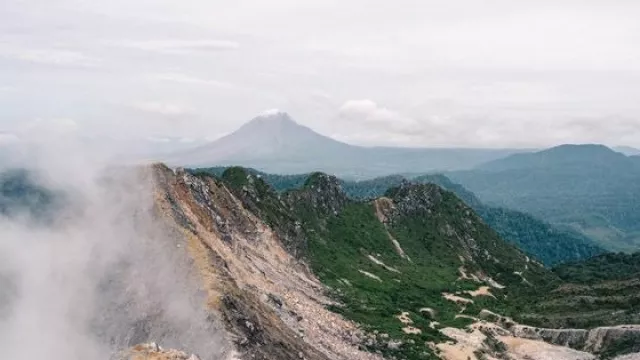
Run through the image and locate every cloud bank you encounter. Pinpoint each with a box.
[0,139,227,359]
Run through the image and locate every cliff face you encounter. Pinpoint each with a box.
[151,165,380,360]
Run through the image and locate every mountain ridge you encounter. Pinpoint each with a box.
[167,112,524,178]
[476,144,637,172]
[191,166,605,266]
[198,166,640,359]
[449,144,640,252]
[2,163,639,359]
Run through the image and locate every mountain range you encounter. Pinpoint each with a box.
[4,110,640,359]
[175,113,640,253]
[448,144,640,251]
[193,167,605,266]
[3,162,640,359]
[167,111,524,178]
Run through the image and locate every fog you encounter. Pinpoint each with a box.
[0,137,227,359]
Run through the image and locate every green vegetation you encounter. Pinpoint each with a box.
[448,144,640,252]
[554,252,640,284]
[190,167,640,357]
[187,166,640,357]
[478,207,604,266]
[192,167,605,266]
[205,168,557,359]
[414,175,605,266]
[518,252,640,329]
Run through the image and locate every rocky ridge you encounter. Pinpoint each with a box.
[102,164,640,360]
[151,164,381,360]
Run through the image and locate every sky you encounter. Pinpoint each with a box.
[2,0,640,148]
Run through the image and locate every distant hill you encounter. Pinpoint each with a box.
[192,166,604,266]
[0,169,58,220]
[168,111,523,179]
[448,144,640,251]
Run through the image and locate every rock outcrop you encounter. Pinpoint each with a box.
[511,325,640,354]
[151,164,381,360]
[478,310,640,357]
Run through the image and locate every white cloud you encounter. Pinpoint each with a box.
[117,39,240,54]
[148,72,237,89]
[339,99,422,134]
[133,102,195,117]
[0,132,20,145]
[0,46,100,68]
[9,118,81,144]
[333,101,640,148]
[25,118,79,132]
[2,0,640,148]
[146,136,172,143]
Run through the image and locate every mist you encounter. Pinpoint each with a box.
[0,136,228,359]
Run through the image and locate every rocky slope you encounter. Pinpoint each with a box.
[192,167,605,266]
[2,163,639,360]
[146,165,640,360]
[165,166,551,359]
[152,164,382,360]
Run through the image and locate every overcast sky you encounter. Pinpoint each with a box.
[2,0,640,148]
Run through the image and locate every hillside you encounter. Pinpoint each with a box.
[167,111,522,178]
[215,167,556,359]
[202,167,640,359]
[192,167,604,266]
[516,252,640,356]
[2,164,639,359]
[414,175,605,266]
[448,144,640,252]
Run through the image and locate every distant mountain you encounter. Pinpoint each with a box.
[449,144,640,251]
[169,111,523,179]
[192,166,604,266]
[478,144,630,171]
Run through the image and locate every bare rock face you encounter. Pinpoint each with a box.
[150,164,381,360]
[286,172,349,218]
[384,180,444,217]
[511,325,640,354]
[478,310,640,357]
